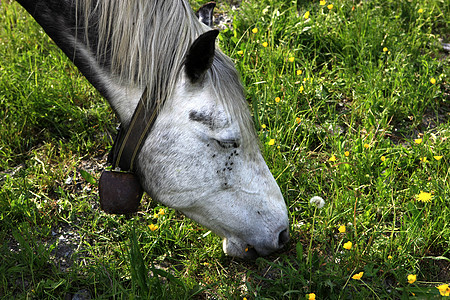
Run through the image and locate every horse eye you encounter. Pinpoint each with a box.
[215,139,240,149]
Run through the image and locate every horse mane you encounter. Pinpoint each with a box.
[76,0,256,148]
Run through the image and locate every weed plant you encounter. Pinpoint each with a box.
[1,0,449,299]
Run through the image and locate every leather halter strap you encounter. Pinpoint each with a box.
[108,88,159,172]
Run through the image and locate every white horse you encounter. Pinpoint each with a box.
[17,0,289,258]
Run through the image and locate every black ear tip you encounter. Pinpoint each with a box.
[185,30,220,83]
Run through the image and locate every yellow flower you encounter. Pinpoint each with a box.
[262,42,268,47]
[252,28,258,34]
[364,143,370,149]
[268,139,275,146]
[299,85,304,92]
[148,224,158,231]
[304,11,310,19]
[297,69,303,75]
[344,151,350,157]
[437,284,450,297]
[153,213,159,218]
[407,274,417,284]
[418,8,423,13]
[158,208,165,215]
[352,272,364,280]
[329,155,337,162]
[296,117,301,124]
[338,225,346,233]
[237,50,244,55]
[343,241,352,250]
[434,156,443,161]
[319,0,326,5]
[261,124,267,129]
[414,138,422,144]
[308,293,316,300]
[430,77,436,84]
[419,157,428,163]
[388,255,393,259]
[416,191,432,203]
[289,56,295,62]
[275,97,281,103]
[327,4,333,10]
[245,247,249,252]
[381,156,386,162]
[383,47,388,52]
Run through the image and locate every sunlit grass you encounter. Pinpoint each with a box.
[1,0,449,298]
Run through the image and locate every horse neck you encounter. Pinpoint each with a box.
[16,0,164,123]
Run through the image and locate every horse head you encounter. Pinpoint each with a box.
[136,30,289,258]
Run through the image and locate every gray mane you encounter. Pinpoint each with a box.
[76,0,256,148]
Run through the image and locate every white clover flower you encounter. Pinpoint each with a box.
[310,196,325,209]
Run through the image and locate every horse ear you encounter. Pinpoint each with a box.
[196,2,216,27]
[185,30,219,83]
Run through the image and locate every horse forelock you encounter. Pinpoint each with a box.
[77,0,256,148]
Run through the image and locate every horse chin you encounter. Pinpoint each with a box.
[222,237,260,259]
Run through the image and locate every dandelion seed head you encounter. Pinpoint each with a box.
[310,196,325,208]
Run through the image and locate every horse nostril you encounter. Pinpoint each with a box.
[278,228,289,247]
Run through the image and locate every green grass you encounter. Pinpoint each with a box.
[1,0,449,298]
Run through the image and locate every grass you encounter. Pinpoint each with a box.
[1,0,449,298]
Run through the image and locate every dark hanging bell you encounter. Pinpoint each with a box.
[98,170,143,214]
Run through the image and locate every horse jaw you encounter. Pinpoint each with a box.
[136,73,289,258]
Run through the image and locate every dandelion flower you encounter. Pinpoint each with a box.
[296,117,301,124]
[414,138,422,144]
[275,97,281,103]
[327,4,333,10]
[297,69,303,75]
[437,284,450,296]
[262,42,268,47]
[407,274,417,284]
[416,191,432,203]
[344,151,350,157]
[430,78,436,84]
[381,156,386,162]
[237,50,244,55]
[338,225,346,233]
[268,139,275,146]
[418,8,423,13]
[320,0,326,5]
[252,27,258,34]
[383,47,388,52]
[304,11,310,19]
[289,56,295,62]
[310,196,325,208]
[343,241,352,250]
[148,224,158,231]
[364,143,370,149]
[329,155,337,162]
[308,293,316,300]
[433,156,443,161]
[352,272,364,280]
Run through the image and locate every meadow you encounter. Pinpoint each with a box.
[1,0,449,298]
